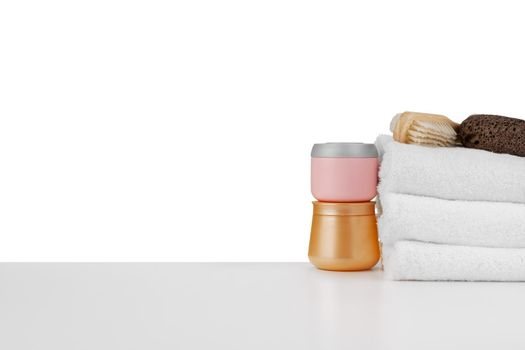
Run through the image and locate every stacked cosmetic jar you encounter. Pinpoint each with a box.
[308,143,380,271]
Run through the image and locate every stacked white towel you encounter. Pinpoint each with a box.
[376,135,525,281]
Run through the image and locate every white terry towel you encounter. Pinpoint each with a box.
[379,193,525,248]
[375,135,525,203]
[383,241,525,281]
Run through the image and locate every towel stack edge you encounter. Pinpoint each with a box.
[375,135,525,281]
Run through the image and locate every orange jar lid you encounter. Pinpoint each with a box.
[312,201,375,216]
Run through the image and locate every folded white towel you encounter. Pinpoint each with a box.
[375,135,525,203]
[379,193,525,248]
[383,241,525,281]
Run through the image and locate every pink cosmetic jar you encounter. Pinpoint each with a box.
[311,143,378,202]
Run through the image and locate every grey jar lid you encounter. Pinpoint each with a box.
[311,142,378,158]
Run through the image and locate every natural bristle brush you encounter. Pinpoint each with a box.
[390,111,460,147]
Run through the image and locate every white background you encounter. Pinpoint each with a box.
[1,0,524,261]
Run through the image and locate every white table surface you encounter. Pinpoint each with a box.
[1,263,524,350]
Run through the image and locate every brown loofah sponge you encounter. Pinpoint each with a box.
[458,114,525,157]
